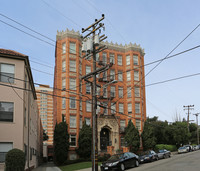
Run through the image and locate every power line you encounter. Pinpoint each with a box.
[40,0,82,28]
[113,23,200,105]
[0,73,91,100]
[0,13,55,42]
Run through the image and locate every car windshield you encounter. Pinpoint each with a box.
[159,149,165,153]
[179,147,185,149]
[107,154,123,161]
[141,151,150,155]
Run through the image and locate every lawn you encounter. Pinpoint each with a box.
[59,162,93,171]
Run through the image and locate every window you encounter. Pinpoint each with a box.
[69,60,76,72]
[120,137,126,147]
[69,78,76,90]
[134,87,140,97]
[134,71,139,81]
[97,101,100,114]
[103,71,107,81]
[24,107,27,126]
[24,144,27,160]
[103,88,107,98]
[70,116,76,128]
[0,142,13,162]
[0,64,15,83]
[62,43,66,54]
[135,103,140,114]
[86,100,91,112]
[86,83,91,94]
[118,71,123,81]
[96,87,100,96]
[119,103,124,114]
[0,102,14,122]
[79,63,82,74]
[80,118,82,128]
[110,70,115,80]
[111,102,116,114]
[109,53,115,64]
[102,52,107,64]
[110,86,115,97]
[103,102,108,115]
[126,55,130,65]
[120,120,125,133]
[86,66,91,75]
[70,42,76,54]
[79,46,82,57]
[62,98,66,109]
[79,99,82,110]
[133,55,138,65]
[85,118,91,126]
[136,120,141,130]
[70,97,76,109]
[127,87,132,98]
[117,55,122,65]
[128,103,132,114]
[96,53,99,61]
[70,135,76,147]
[127,71,131,81]
[62,61,66,72]
[118,87,123,98]
[62,78,66,89]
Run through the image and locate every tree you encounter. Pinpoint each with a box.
[53,122,69,165]
[141,118,157,151]
[43,130,49,141]
[76,122,92,158]
[124,120,140,153]
[170,122,190,147]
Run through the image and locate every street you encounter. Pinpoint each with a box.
[130,150,200,171]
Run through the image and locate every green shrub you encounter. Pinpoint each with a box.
[155,144,177,152]
[5,148,25,171]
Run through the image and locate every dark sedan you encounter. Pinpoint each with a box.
[139,150,158,163]
[157,149,171,159]
[100,152,139,171]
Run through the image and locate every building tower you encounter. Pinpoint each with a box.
[36,85,54,145]
[53,29,146,159]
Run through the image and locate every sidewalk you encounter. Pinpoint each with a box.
[33,162,61,171]
[76,166,101,171]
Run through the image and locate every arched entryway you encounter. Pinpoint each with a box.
[100,127,110,152]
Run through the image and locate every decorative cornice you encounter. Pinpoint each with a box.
[56,28,145,56]
[56,28,82,41]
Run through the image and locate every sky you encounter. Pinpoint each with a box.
[0,0,200,123]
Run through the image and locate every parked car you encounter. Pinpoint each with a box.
[183,145,192,152]
[100,152,139,171]
[192,145,199,151]
[139,150,158,163]
[178,146,188,154]
[157,149,171,159]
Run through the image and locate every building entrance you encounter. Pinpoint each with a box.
[100,128,110,152]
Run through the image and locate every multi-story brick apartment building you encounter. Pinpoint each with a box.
[53,29,146,159]
[36,85,54,145]
[0,49,43,170]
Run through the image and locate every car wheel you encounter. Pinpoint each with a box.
[120,163,125,171]
[163,155,166,159]
[135,160,139,167]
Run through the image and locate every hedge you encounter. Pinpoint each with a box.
[155,144,177,152]
[5,148,25,171]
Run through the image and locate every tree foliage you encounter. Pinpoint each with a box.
[53,122,69,165]
[141,118,157,151]
[43,130,49,141]
[124,120,140,153]
[76,122,92,158]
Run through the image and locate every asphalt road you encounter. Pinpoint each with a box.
[129,150,200,171]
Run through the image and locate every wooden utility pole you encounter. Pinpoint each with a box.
[193,113,199,145]
[183,105,194,132]
[81,14,107,171]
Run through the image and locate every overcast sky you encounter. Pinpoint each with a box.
[1,0,200,123]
